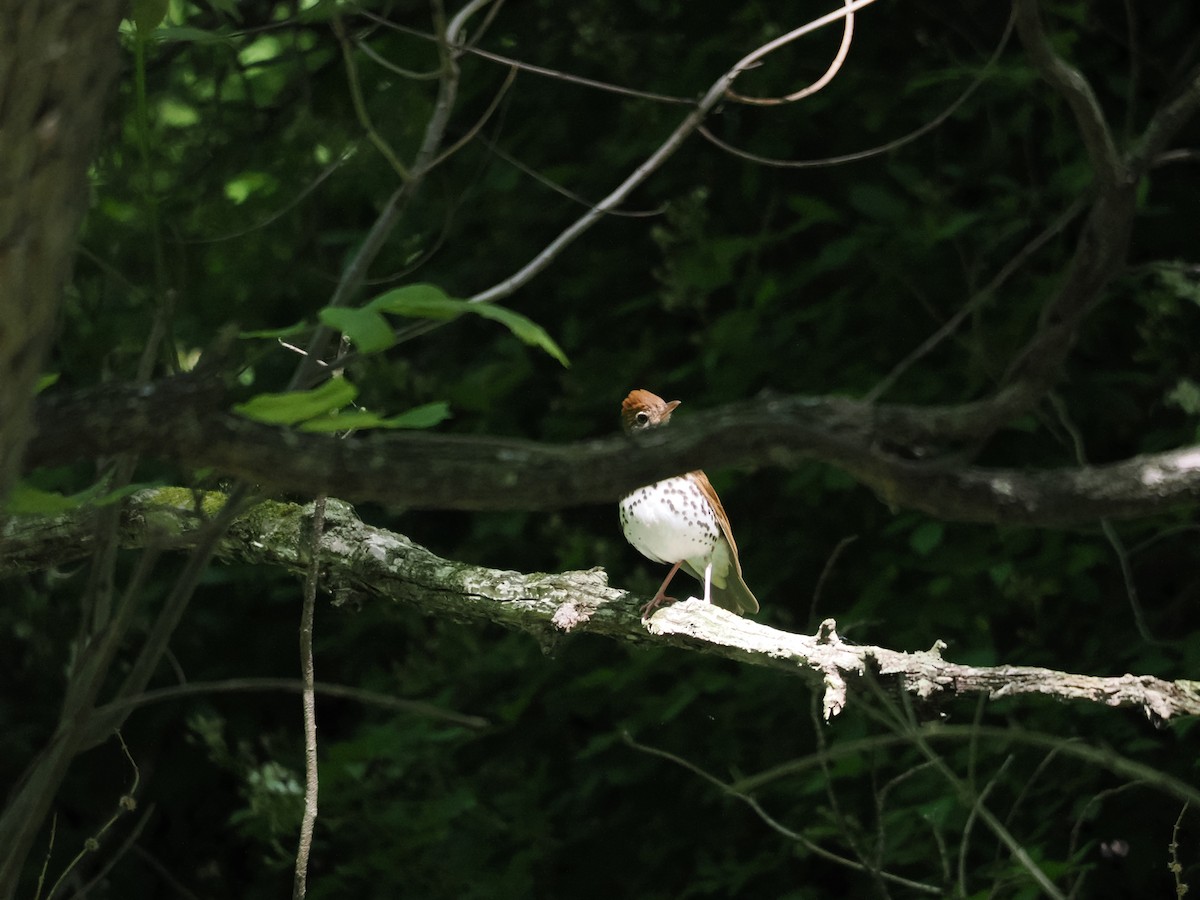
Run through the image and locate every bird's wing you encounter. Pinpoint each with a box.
[686,470,742,575]
[685,470,759,614]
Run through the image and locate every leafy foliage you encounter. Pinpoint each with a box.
[5,0,1200,897]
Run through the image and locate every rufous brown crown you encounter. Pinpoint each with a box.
[621,389,681,433]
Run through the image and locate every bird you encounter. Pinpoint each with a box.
[618,389,759,618]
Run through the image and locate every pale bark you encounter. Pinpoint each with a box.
[7,489,1197,725]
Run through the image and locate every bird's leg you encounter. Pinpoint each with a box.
[640,561,683,618]
[702,560,713,606]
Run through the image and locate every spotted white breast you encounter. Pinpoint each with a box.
[619,475,720,566]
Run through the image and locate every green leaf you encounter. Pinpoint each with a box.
[1159,264,1200,307]
[298,401,451,433]
[155,26,238,45]
[470,304,569,368]
[93,482,157,508]
[785,195,842,229]
[368,284,569,367]
[369,283,464,320]
[847,184,908,222]
[233,379,357,425]
[5,483,87,515]
[132,0,169,33]
[206,0,243,21]
[909,521,944,557]
[380,401,451,429]
[239,322,310,340]
[3,480,152,515]
[318,307,396,354]
[297,410,384,433]
[1167,378,1200,415]
[35,373,60,394]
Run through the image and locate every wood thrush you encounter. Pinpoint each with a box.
[618,389,759,617]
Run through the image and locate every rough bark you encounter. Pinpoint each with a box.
[6,489,1197,726]
[0,0,125,510]
[0,2,125,893]
[23,379,1200,525]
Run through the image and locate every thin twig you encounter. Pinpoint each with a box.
[1120,0,1139,142]
[66,802,155,900]
[92,677,489,728]
[105,487,257,737]
[45,732,140,900]
[622,732,943,895]
[809,534,857,627]
[354,37,442,80]
[1047,393,1158,644]
[292,496,325,900]
[807,694,888,896]
[356,9,694,104]
[726,0,855,106]
[864,197,1087,404]
[700,12,1012,168]
[1133,60,1200,170]
[291,0,495,390]
[1064,781,1144,900]
[183,147,353,244]
[130,846,202,900]
[479,135,666,217]
[867,688,1066,899]
[873,759,939,882]
[32,814,56,900]
[426,64,517,169]
[1169,803,1190,899]
[466,0,878,307]
[956,756,1012,897]
[334,16,410,180]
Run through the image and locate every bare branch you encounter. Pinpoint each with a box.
[701,11,1013,165]
[865,196,1087,404]
[93,678,487,728]
[290,0,495,389]
[1134,60,1200,169]
[1013,0,1125,190]
[355,7,695,105]
[461,43,693,105]
[292,495,323,900]
[725,0,855,106]
[623,734,943,895]
[23,380,1200,526]
[6,491,1200,725]
[466,0,878,306]
[479,136,667,217]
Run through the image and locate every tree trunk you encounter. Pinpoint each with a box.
[0,1,123,892]
[0,0,123,509]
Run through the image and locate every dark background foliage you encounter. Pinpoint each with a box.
[5,0,1200,896]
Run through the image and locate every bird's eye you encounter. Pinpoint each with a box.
[635,411,651,426]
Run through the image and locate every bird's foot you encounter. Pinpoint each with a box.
[640,593,677,618]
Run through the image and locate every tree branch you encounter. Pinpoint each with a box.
[22,381,1200,526]
[6,490,1199,723]
[1133,59,1200,169]
[1013,0,1125,190]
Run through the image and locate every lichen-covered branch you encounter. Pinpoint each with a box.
[6,489,1197,723]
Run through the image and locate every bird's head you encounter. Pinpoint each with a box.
[621,389,681,434]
